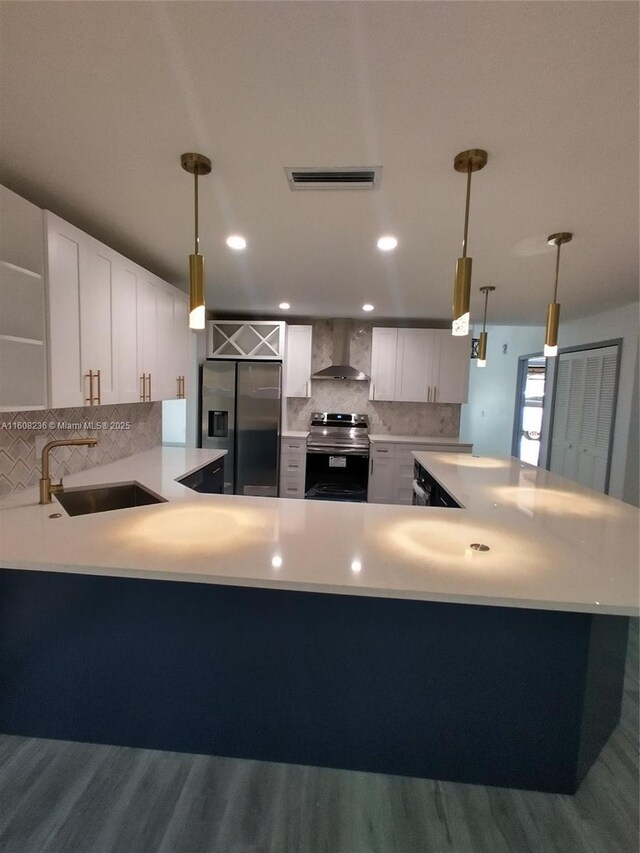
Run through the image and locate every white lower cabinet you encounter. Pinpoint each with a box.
[368,440,472,505]
[367,446,396,502]
[279,437,306,498]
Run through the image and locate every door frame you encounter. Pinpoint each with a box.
[543,338,623,493]
[511,351,545,458]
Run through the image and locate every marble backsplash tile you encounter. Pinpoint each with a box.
[0,402,161,496]
[286,320,461,436]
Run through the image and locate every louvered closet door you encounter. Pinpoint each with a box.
[549,346,618,493]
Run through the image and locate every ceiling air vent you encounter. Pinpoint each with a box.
[284,166,381,191]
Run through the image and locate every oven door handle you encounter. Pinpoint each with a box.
[412,479,429,506]
[306,447,370,456]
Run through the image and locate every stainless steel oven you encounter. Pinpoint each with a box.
[305,413,370,502]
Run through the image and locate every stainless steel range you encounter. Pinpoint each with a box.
[305,412,370,502]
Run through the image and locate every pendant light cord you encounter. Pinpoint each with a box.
[481,288,489,333]
[461,161,472,257]
[552,241,561,303]
[194,171,199,255]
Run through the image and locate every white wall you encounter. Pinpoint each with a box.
[460,325,544,456]
[543,302,639,503]
[162,399,187,446]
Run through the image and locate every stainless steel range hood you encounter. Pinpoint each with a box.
[310,319,369,381]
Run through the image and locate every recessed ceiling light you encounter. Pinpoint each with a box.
[377,235,398,252]
[226,235,247,250]
[362,303,374,312]
[279,302,291,310]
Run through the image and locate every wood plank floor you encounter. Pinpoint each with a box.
[1,619,637,853]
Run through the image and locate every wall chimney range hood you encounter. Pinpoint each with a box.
[311,319,369,381]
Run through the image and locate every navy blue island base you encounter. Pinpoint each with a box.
[0,568,629,793]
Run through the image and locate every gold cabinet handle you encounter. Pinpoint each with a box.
[140,373,147,402]
[95,369,101,405]
[147,373,151,402]
[85,370,94,405]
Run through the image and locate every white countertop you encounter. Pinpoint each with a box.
[281,430,309,439]
[0,447,637,616]
[369,434,473,447]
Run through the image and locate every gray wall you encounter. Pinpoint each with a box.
[459,324,544,456]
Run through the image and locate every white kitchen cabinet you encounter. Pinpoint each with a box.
[284,325,313,397]
[156,284,176,401]
[368,439,472,505]
[208,321,285,359]
[0,186,46,411]
[369,327,470,404]
[279,436,307,498]
[173,291,190,400]
[2,190,191,411]
[369,328,397,401]
[367,444,396,503]
[136,274,158,402]
[394,329,438,402]
[46,213,88,408]
[435,330,471,404]
[79,236,117,405]
[112,259,141,404]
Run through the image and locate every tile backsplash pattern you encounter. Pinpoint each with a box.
[0,402,161,496]
[286,320,460,436]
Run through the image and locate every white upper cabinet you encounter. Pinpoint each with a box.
[112,259,141,404]
[208,321,285,359]
[46,213,84,408]
[2,189,191,411]
[284,325,313,397]
[173,291,190,399]
[369,327,470,404]
[394,329,438,402]
[434,330,470,404]
[369,328,398,401]
[0,186,46,411]
[79,237,116,405]
[136,274,158,402]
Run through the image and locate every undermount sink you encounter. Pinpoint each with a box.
[55,482,166,516]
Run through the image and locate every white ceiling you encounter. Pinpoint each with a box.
[0,1,638,324]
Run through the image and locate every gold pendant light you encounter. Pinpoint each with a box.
[181,152,212,330]
[544,232,573,357]
[452,149,488,336]
[476,285,495,367]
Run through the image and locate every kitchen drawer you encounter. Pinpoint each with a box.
[281,438,306,454]
[280,453,305,476]
[280,476,305,499]
[370,442,396,457]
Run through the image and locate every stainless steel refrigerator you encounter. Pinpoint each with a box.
[200,360,282,496]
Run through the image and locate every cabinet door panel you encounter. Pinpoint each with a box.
[112,263,139,403]
[435,331,470,403]
[156,286,176,400]
[80,244,115,404]
[173,294,189,398]
[395,329,432,402]
[137,277,158,399]
[370,328,398,401]
[46,218,83,408]
[368,454,397,503]
[285,325,313,397]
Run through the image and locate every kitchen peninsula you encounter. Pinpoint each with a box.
[0,447,638,794]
